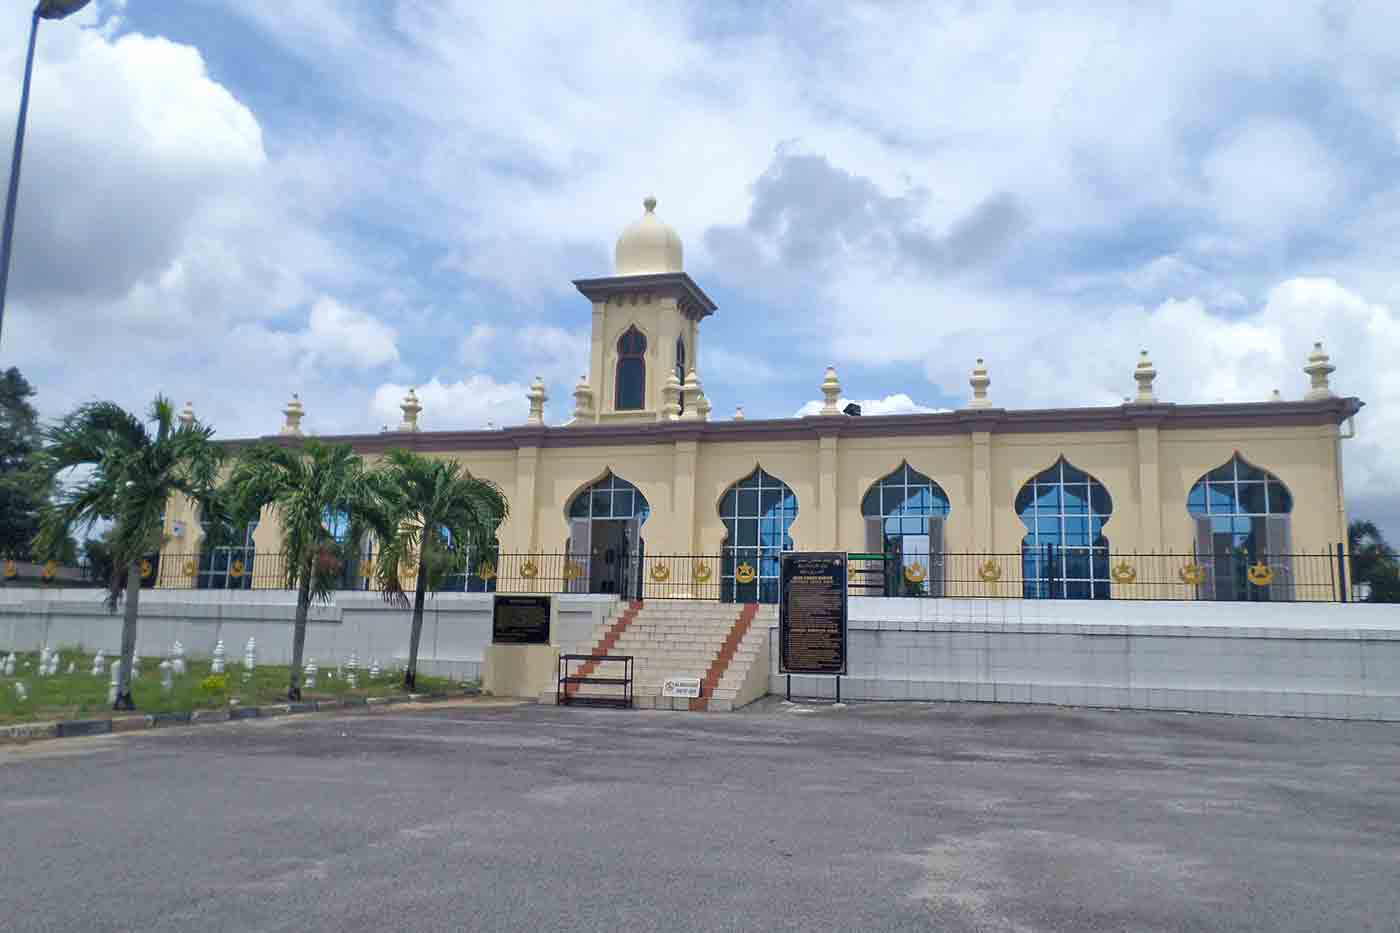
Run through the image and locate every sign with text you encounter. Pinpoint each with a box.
[661,676,702,698]
[779,551,848,676]
[492,595,551,645]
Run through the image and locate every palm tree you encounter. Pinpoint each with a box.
[226,440,391,700]
[1348,519,1400,602]
[374,449,507,691]
[33,397,222,710]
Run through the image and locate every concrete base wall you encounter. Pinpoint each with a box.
[0,587,619,685]
[772,597,1400,721]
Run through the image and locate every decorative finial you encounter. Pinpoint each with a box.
[178,400,196,428]
[527,376,548,425]
[734,405,745,421]
[1133,349,1157,404]
[281,393,305,436]
[968,358,991,408]
[1304,341,1335,400]
[1269,389,1282,402]
[662,371,682,421]
[572,374,594,423]
[643,195,657,213]
[820,366,842,416]
[680,369,703,421]
[398,387,422,432]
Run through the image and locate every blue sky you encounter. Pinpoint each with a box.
[4,1,1400,534]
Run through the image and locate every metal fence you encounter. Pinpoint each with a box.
[141,546,1357,603]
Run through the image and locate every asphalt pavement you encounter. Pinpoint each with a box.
[3,698,1398,932]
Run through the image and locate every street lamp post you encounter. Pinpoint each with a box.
[0,1,92,353]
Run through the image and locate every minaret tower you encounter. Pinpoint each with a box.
[571,197,717,424]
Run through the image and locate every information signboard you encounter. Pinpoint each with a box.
[492,594,551,645]
[779,551,848,676]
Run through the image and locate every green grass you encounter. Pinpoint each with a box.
[0,648,469,724]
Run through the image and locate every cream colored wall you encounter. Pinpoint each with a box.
[158,419,1349,583]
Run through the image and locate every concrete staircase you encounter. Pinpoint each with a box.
[543,600,774,712]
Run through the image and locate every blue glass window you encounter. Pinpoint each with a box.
[1017,458,1112,599]
[567,473,651,522]
[861,463,951,587]
[615,326,647,410]
[720,468,797,604]
[1186,454,1292,556]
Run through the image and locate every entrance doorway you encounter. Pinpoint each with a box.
[566,473,650,596]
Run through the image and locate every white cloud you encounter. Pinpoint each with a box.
[303,297,398,369]
[371,376,527,432]
[793,393,946,418]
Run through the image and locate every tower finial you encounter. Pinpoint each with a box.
[643,195,657,213]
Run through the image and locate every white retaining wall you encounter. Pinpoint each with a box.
[771,597,1400,721]
[0,587,619,682]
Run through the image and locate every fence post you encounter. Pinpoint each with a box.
[1336,542,1349,603]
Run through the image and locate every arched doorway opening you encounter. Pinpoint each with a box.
[566,472,650,594]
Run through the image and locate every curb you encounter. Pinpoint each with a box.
[0,687,486,747]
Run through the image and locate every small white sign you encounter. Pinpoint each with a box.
[662,676,701,698]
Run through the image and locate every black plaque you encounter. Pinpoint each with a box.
[779,551,848,675]
[492,595,551,645]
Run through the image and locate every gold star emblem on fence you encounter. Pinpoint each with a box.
[649,563,671,583]
[140,559,154,579]
[693,561,712,583]
[182,559,196,578]
[3,559,17,579]
[40,560,57,581]
[228,559,245,579]
[734,563,757,584]
[1110,561,1137,584]
[519,560,539,579]
[977,560,1002,583]
[903,562,928,584]
[1247,562,1275,586]
[477,561,497,581]
[562,561,583,581]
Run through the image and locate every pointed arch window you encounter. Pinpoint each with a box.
[1015,458,1113,599]
[197,514,257,591]
[1187,454,1293,600]
[861,463,950,596]
[615,326,647,410]
[720,467,797,604]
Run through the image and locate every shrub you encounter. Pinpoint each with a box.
[200,674,228,694]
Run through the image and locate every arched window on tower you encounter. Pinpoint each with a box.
[615,326,647,411]
[1187,454,1294,601]
[1015,458,1113,600]
[675,335,686,415]
[861,463,950,596]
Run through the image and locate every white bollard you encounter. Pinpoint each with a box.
[36,651,50,678]
[66,662,76,675]
[243,637,257,682]
[211,640,226,674]
[108,660,121,705]
[2,653,13,676]
[170,641,186,676]
[159,660,174,693]
[304,660,318,690]
[346,652,359,689]
[368,659,381,680]
[14,682,26,702]
[91,649,106,676]
[130,655,141,678]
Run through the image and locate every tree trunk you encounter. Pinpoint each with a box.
[113,560,141,711]
[288,564,312,701]
[404,554,428,691]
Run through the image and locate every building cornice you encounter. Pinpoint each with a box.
[220,397,1364,456]
[572,272,717,320]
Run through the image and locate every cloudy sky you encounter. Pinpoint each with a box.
[3,1,1399,533]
